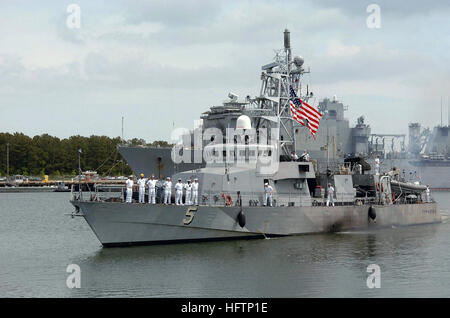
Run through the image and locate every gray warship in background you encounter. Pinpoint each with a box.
[119,61,449,189]
[71,30,441,246]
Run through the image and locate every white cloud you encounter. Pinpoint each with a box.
[326,40,361,57]
[0,0,448,141]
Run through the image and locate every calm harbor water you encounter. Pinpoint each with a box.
[0,192,449,298]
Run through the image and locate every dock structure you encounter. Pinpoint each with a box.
[0,179,126,193]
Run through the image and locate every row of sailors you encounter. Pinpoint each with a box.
[291,150,310,162]
[126,174,199,205]
[127,174,276,207]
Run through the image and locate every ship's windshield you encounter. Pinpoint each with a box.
[204,144,274,166]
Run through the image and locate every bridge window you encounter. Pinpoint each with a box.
[328,110,337,118]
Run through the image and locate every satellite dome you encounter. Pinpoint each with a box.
[293,56,304,68]
[236,115,252,130]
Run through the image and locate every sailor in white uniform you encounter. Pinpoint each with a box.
[192,178,199,206]
[263,183,273,207]
[164,177,172,205]
[301,149,310,162]
[425,184,431,203]
[126,175,134,203]
[184,180,192,205]
[326,183,335,207]
[137,173,147,203]
[175,179,184,205]
[375,155,380,175]
[146,174,157,204]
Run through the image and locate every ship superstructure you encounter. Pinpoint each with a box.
[119,93,449,188]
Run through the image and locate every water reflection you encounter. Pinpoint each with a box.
[68,222,442,298]
[1,192,449,297]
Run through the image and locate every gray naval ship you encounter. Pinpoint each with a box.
[71,30,441,246]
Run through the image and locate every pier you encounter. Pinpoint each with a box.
[0,179,126,193]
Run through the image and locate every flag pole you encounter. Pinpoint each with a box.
[78,148,82,200]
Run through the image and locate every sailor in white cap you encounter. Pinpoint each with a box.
[184,179,192,205]
[163,177,172,205]
[263,182,273,207]
[126,175,134,203]
[191,178,199,206]
[175,178,184,205]
[137,173,147,203]
[146,174,157,204]
[326,183,335,207]
[375,155,381,175]
[301,149,310,162]
[425,184,431,203]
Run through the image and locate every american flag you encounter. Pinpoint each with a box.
[289,86,322,138]
[289,86,305,126]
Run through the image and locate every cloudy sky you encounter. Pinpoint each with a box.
[1,0,449,142]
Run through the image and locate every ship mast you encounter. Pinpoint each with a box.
[284,29,292,73]
[281,29,295,156]
[249,30,311,157]
[276,29,310,156]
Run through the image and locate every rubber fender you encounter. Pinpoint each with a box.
[368,206,376,220]
[237,209,246,227]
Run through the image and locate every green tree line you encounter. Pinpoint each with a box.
[0,133,172,177]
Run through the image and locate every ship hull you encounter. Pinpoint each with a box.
[71,201,441,246]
